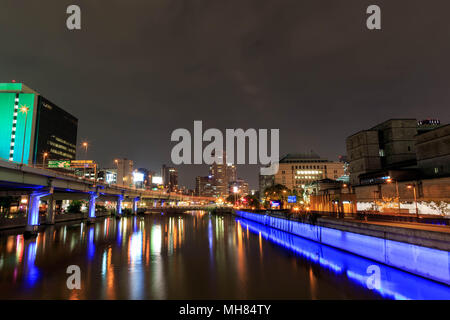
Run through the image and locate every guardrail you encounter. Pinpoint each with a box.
[0,158,215,201]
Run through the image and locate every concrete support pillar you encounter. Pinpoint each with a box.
[25,189,51,236]
[87,192,98,224]
[116,195,123,217]
[45,195,55,225]
[132,197,139,215]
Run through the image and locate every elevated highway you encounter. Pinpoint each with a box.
[0,159,215,234]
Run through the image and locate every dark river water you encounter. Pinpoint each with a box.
[0,211,448,299]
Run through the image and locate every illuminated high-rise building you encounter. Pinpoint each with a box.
[209,150,229,196]
[162,164,178,191]
[0,82,78,165]
[116,158,133,187]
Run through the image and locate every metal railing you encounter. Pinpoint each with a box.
[0,158,215,201]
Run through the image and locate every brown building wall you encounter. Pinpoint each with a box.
[416,124,450,177]
[347,130,381,185]
[354,177,450,202]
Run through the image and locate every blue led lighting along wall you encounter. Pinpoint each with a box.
[235,211,450,287]
[237,217,450,300]
[0,93,35,164]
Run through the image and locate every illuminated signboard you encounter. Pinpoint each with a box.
[71,160,94,164]
[287,196,297,203]
[48,160,71,168]
[270,201,281,208]
[133,171,144,183]
[0,90,35,164]
[106,173,116,184]
[70,160,95,168]
[152,176,163,184]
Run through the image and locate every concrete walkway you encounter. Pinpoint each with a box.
[338,217,450,234]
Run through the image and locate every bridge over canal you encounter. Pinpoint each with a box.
[0,159,215,234]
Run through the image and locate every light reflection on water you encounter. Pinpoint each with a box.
[0,212,446,299]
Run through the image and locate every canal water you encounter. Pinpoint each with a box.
[0,211,449,299]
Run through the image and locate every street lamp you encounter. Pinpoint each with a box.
[82,142,88,179]
[42,152,48,168]
[19,106,29,165]
[386,177,400,214]
[406,183,419,219]
[114,159,119,185]
[82,141,88,154]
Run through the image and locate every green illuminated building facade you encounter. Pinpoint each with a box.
[0,83,78,165]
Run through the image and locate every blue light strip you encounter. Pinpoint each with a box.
[237,217,450,300]
[235,211,450,286]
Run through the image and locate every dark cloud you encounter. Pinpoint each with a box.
[1,0,449,188]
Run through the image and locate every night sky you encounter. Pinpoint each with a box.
[1,0,450,189]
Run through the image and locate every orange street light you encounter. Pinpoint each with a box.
[81,142,88,178]
[42,152,48,168]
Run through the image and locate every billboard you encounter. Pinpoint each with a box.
[152,176,163,184]
[270,200,281,208]
[0,91,36,164]
[48,160,71,168]
[287,196,297,203]
[133,171,144,183]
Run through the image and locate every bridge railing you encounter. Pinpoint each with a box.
[0,158,216,202]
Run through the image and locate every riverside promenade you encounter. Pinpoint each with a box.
[233,209,450,285]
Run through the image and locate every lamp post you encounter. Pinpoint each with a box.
[386,178,401,214]
[82,142,88,179]
[19,106,29,165]
[42,152,48,168]
[114,159,119,185]
[407,183,419,219]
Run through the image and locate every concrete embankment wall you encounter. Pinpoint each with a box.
[234,210,450,286]
[0,211,112,230]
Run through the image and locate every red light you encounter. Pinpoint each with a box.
[12,80,16,83]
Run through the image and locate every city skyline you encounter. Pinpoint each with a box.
[1,1,450,189]
[1,1,450,305]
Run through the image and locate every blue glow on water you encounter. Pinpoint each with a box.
[208,218,213,251]
[133,216,138,232]
[24,241,40,287]
[237,217,450,300]
[117,219,123,246]
[236,211,450,286]
[87,228,95,260]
